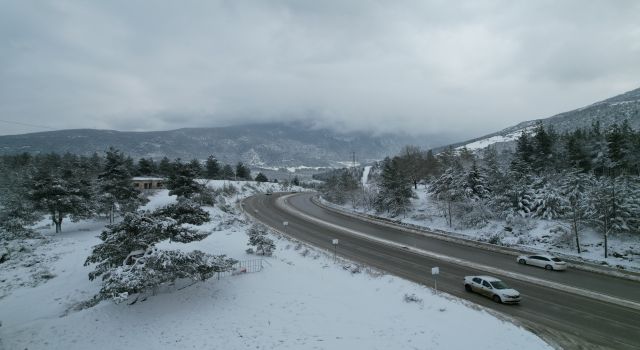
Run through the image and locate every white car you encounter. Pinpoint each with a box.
[464,275,521,304]
[517,254,567,271]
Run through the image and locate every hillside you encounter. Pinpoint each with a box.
[0,122,453,168]
[450,87,640,152]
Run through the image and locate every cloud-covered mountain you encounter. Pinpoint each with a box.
[0,121,455,167]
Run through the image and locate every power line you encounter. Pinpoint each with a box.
[0,119,57,131]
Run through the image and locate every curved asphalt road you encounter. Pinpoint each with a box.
[243,192,640,350]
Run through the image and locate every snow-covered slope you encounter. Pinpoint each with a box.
[450,86,640,152]
[0,184,551,350]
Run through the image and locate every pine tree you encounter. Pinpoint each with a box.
[566,131,591,172]
[235,162,251,180]
[152,199,210,225]
[531,176,564,220]
[205,155,220,179]
[85,204,235,302]
[531,122,553,171]
[188,159,203,178]
[0,166,39,236]
[514,130,534,165]
[464,160,489,200]
[585,176,615,258]
[560,170,594,253]
[158,157,173,177]
[375,157,413,216]
[137,158,157,176]
[255,172,268,182]
[424,149,440,177]
[29,157,95,233]
[98,147,147,223]
[430,161,466,227]
[166,161,201,199]
[246,224,276,256]
[220,164,235,180]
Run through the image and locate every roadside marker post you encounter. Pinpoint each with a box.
[283,221,288,235]
[332,239,339,262]
[432,267,440,294]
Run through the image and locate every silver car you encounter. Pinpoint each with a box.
[517,254,567,271]
[464,275,521,304]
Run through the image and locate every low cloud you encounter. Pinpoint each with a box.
[1,1,639,137]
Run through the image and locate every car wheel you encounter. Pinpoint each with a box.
[545,265,553,270]
[518,259,526,265]
[465,284,472,292]
[492,295,502,303]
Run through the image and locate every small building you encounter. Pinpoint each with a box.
[132,177,165,190]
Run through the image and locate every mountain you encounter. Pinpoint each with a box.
[0,121,454,168]
[449,87,640,152]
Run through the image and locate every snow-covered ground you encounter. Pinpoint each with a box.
[0,181,551,350]
[332,190,640,271]
[457,126,535,151]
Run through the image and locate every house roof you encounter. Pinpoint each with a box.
[132,177,165,181]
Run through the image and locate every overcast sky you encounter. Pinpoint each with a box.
[1,1,639,137]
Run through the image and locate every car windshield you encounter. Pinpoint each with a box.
[490,281,509,290]
[551,258,563,262]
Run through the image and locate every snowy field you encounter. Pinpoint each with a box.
[333,188,640,272]
[0,181,551,350]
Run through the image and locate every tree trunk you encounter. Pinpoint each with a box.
[604,217,609,259]
[52,212,63,233]
[572,210,581,254]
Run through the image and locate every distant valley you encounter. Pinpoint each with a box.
[0,122,455,170]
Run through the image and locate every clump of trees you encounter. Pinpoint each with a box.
[319,120,640,258]
[0,150,259,237]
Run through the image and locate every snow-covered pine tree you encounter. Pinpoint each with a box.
[158,156,173,177]
[29,157,95,233]
[565,130,592,173]
[375,157,413,216]
[98,147,148,223]
[481,146,513,218]
[99,249,235,303]
[235,162,251,180]
[136,158,157,176]
[254,172,268,182]
[85,203,235,302]
[166,161,202,199]
[429,161,466,227]
[464,160,489,200]
[246,224,275,256]
[531,122,553,172]
[0,166,39,237]
[531,175,565,220]
[559,170,595,253]
[188,159,203,178]
[220,164,235,180]
[205,155,220,179]
[585,176,617,258]
[152,198,210,225]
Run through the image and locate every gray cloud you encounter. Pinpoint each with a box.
[1,1,639,137]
